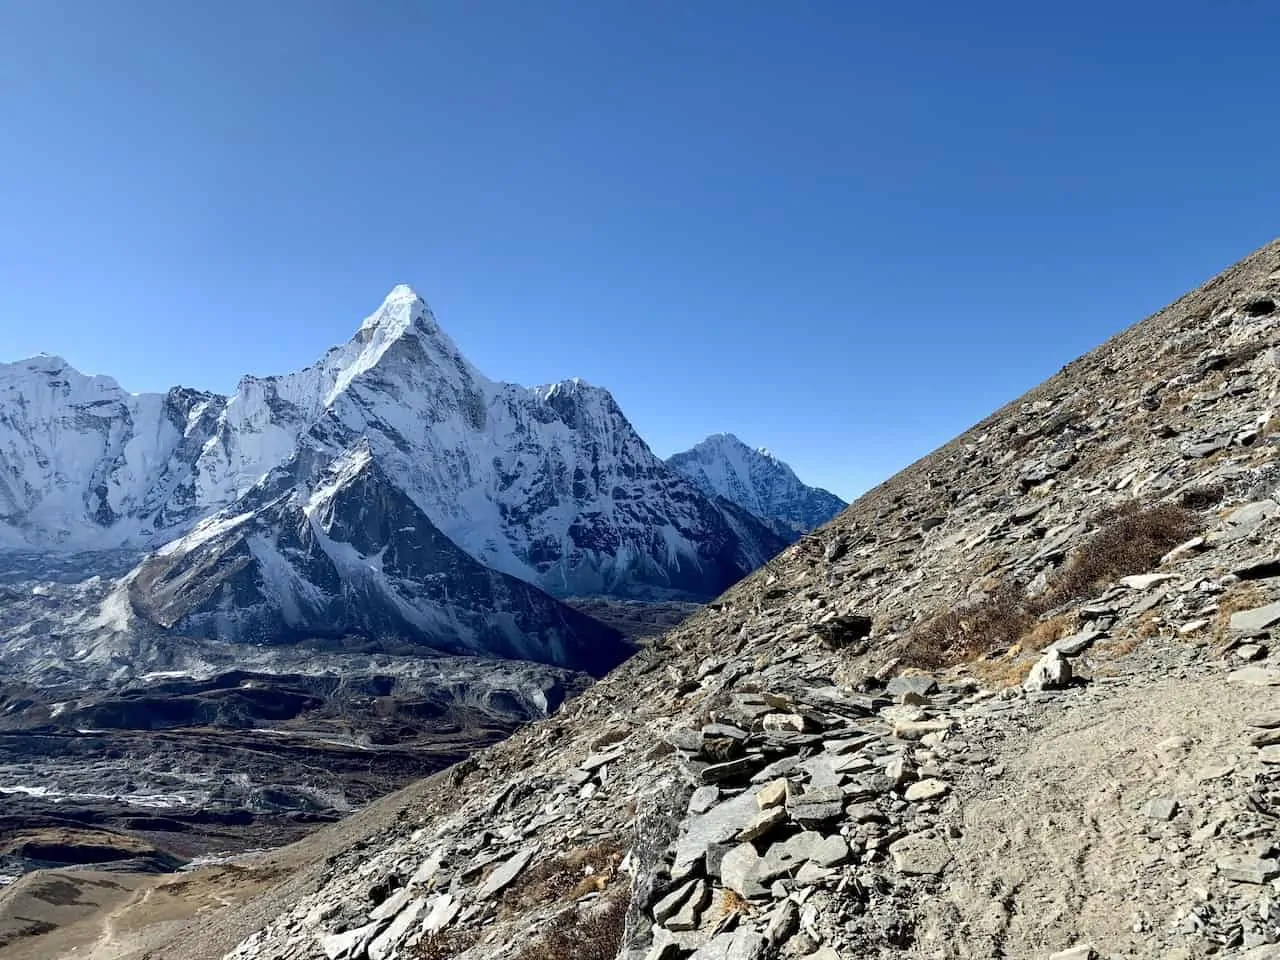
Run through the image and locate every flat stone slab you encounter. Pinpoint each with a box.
[1120,573,1179,590]
[1230,601,1280,636]
[1218,855,1280,884]
[478,847,534,898]
[904,778,949,802]
[1228,666,1280,687]
[889,834,952,876]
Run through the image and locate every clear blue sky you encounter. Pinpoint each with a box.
[2,1,1277,501]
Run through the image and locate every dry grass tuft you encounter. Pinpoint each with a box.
[1039,503,1200,609]
[901,583,1033,669]
[512,887,631,960]
[501,841,622,914]
[410,928,478,960]
[970,655,1035,689]
[1213,584,1269,645]
[900,502,1199,670]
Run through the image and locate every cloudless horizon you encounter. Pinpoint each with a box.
[3,1,1279,501]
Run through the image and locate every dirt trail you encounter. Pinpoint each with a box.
[921,670,1278,958]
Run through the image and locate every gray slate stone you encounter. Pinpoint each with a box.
[673,788,761,878]
[1217,855,1280,884]
[890,834,952,876]
[1230,601,1280,636]
[689,931,769,960]
[478,847,535,898]
[720,843,769,898]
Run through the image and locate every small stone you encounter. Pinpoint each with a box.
[1237,643,1267,661]
[1145,797,1179,821]
[701,757,757,783]
[689,786,721,814]
[893,718,954,740]
[756,778,788,810]
[1217,856,1280,884]
[1249,711,1280,729]
[688,930,769,960]
[738,805,788,841]
[904,778,949,802]
[889,834,952,876]
[720,844,769,899]
[1178,619,1210,635]
[885,674,938,696]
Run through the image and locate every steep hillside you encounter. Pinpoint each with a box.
[667,434,846,537]
[27,238,1280,960]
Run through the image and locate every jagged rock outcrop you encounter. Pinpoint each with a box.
[667,433,846,538]
[99,238,1280,960]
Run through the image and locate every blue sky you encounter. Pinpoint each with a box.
[1,1,1277,501]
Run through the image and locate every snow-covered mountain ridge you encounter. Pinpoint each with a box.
[0,289,811,612]
[667,432,846,536]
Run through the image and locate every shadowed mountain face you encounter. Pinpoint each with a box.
[128,443,629,676]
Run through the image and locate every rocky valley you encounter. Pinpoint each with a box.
[0,289,848,956]
[8,236,1274,960]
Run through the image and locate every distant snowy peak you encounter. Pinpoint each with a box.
[666,433,846,537]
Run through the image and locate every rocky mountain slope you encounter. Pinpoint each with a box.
[0,288,785,607]
[65,236,1280,960]
[667,434,846,538]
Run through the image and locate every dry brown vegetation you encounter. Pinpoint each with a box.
[1214,584,1269,645]
[501,841,622,914]
[901,502,1200,669]
[511,887,631,960]
[410,928,479,960]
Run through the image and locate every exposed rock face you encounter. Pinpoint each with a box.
[100,238,1280,960]
[128,442,628,673]
[0,289,786,603]
[667,433,846,538]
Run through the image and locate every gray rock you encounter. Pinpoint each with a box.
[674,787,762,878]
[1248,711,1280,729]
[421,893,460,935]
[689,786,721,814]
[737,805,788,841]
[368,897,427,960]
[1048,947,1096,960]
[787,785,845,823]
[689,930,769,960]
[478,847,535,898]
[666,880,710,932]
[1230,601,1280,636]
[652,878,700,925]
[703,723,750,741]
[1049,627,1102,656]
[764,898,800,946]
[1228,666,1280,687]
[904,778,949,802]
[720,843,769,898]
[889,834,952,876]
[1144,797,1179,821]
[886,674,938,696]
[1217,855,1280,884]
[701,757,757,783]
[1120,573,1179,590]
[1024,648,1072,692]
[319,921,384,960]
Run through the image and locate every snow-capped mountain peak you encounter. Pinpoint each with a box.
[667,433,846,538]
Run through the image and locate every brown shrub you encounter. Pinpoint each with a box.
[901,502,1199,670]
[1040,503,1200,608]
[1179,484,1227,510]
[513,887,630,960]
[410,928,478,960]
[501,841,622,914]
[901,583,1033,668]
